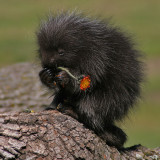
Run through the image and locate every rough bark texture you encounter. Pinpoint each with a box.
[0,62,50,113]
[0,63,159,160]
[0,111,159,160]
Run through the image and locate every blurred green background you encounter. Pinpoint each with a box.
[0,0,159,148]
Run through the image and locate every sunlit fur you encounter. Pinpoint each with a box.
[37,12,143,148]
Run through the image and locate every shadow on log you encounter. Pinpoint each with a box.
[0,63,159,159]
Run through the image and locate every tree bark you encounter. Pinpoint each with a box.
[0,63,159,160]
[0,111,159,160]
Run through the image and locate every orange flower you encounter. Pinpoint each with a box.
[80,75,91,91]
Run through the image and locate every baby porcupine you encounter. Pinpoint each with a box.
[37,12,143,149]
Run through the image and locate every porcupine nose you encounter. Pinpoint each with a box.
[43,58,55,68]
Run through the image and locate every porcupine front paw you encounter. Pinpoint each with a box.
[39,68,56,88]
[54,70,70,87]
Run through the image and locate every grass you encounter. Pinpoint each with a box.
[0,0,160,67]
[0,0,159,148]
[124,101,160,148]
